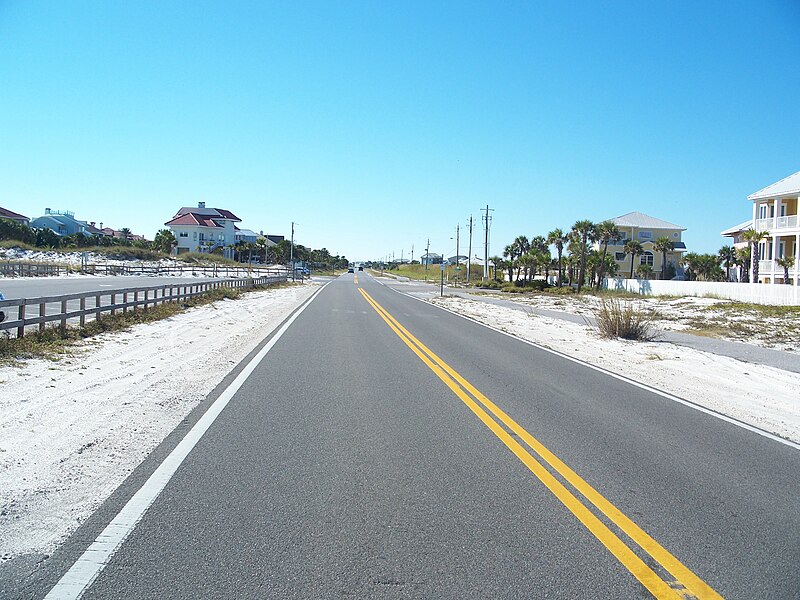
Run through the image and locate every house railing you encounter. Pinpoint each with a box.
[758,259,776,274]
[755,215,798,231]
[0,275,287,338]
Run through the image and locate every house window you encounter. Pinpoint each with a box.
[640,251,654,266]
[614,252,626,261]
[193,231,197,240]
[199,233,205,241]
[179,232,188,238]
[638,231,652,240]
[672,232,678,238]
[759,205,767,219]
[618,231,627,241]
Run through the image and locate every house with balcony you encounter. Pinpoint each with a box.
[165,202,241,258]
[30,208,103,237]
[744,170,800,285]
[596,212,687,279]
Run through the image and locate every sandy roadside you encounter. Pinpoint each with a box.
[0,282,320,559]
[428,295,800,444]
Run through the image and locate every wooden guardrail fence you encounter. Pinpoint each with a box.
[0,261,287,278]
[0,275,288,338]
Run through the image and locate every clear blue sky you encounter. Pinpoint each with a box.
[1,1,798,261]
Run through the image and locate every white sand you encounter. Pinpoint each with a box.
[0,283,319,559]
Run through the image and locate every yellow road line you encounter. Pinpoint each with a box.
[358,287,721,600]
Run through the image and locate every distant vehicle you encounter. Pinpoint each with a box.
[670,275,686,281]
[0,292,5,323]
[295,267,309,276]
[357,266,363,271]
[347,267,354,273]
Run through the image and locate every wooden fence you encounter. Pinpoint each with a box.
[0,275,287,338]
[0,261,288,279]
[0,262,69,277]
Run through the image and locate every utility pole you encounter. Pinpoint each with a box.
[482,205,494,280]
[411,244,414,263]
[455,224,460,284]
[425,238,430,271]
[467,215,473,284]
[290,221,295,282]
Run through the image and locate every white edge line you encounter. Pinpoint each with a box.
[386,283,800,452]
[45,282,329,600]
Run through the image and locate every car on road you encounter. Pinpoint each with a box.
[347,267,354,273]
[358,266,363,271]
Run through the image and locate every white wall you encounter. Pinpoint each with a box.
[602,277,800,306]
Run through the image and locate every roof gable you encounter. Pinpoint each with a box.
[607,211,685,230]
[174,206,241,222]
[747,170,800,200]
[0,206,29,220]
[165,213,223,228]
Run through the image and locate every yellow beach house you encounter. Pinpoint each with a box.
[597,212,687,279]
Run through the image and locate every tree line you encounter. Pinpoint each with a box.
[491,220,794,289]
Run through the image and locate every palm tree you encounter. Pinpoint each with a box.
[119,227,131,241]
[488,255,504,281]
[776,255,795,285]
[718,245,737,282]
[547,228,567,286]
[735,246,751,283]
[742,228,769,283]
[571,220,595,292]
[624,239,644,279]
[653,236,675,280]
[636,263,654,280]
[594,220,622,290]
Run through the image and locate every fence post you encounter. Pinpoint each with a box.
[60,299,68,335]
[144,289,149,310]
[111,293,116,316]
[39,302,46,333]
[96,295,102,320]
[17,303,25,338]
[124,292,129,314]
[80,297,86,327]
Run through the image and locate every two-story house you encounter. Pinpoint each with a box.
[165,202,241,258]
[745,171,799,285]
[30,209,103,237]
[597,212,687,279]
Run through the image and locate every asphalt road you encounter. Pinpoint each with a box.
[7,272,799,598]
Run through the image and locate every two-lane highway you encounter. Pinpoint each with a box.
[28,272,800,598]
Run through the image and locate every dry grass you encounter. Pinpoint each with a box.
[592,298,658,341]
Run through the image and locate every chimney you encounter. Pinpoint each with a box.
[260,230,263,235]
[45,208,51,214]
[198,201,206,209]
[90,221,95,227]
[100,222,104,230]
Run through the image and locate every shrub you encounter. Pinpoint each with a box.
[544,286,575,295]
[475,281,502,289]
[593,298,657,341]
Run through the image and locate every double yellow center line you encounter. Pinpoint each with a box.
[358,287,721,600]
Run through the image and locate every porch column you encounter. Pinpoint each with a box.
[751,201,758,283]
[795,233,800,287]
